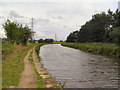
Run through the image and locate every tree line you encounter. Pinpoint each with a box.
[66,9,120,45]
[38,38,54,43]
[3,19,34,46]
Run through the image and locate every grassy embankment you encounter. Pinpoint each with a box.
[28,44,46,88]
[54,42,120,58]
[2,41,34,88]
[35,44,61,88]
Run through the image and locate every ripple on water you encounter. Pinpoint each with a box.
[40,44,118,88]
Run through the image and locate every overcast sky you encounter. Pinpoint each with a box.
[0,0,119,40]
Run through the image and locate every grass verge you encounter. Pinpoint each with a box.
[28,50,46,88]
[35,44,44,62]
[61,42,120,58]
[35,44,61,88]
[2,41,15,60]
[2,43,34,88]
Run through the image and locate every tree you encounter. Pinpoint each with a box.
[77,12,112,43]
[3,19,34,46]
[113,9,120,28]
[38,39,44,43]
[66,8,120,45]
[3,19,18,44]
[66,31,78,43]
[19,25,33,46]
[109,27,120,45]
[44,39,54,43]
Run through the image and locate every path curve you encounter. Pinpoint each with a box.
[17,49,37,88]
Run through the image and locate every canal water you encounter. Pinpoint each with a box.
[39,44,118,88]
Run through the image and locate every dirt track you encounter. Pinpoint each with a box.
[16,47,61,88]
[17,49,37,88]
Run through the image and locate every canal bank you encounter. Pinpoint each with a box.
[34,44,62,88]
[60,42,120,58]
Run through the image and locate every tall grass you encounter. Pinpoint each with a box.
[2,43,34,88]
[2,41,15,60]
[35,44,44,62]
[61,42,120,58]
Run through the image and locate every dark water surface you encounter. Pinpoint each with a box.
[39,44,118,88]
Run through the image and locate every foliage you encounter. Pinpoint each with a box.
[44,39,54,43]
[109,27,120,45]
[38,38,54,43]
[28,50,34,64]
[35,44,44,56]
[2,41,14,60]
[61,42,120,58]
[38,39,44,43]
[66,9,120,45]
[29,48,46,88]
[3,20,18,44]
[66,31,78,43]
[3,19,34,46]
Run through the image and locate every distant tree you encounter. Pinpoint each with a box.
[38,39,44,43]
[44,39,54,43]
[60,40,63,42]
[49,39,54,43]
[66,31,78,43]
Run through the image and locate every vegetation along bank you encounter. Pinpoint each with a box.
[61,42,120,58]
[63,8,120,58]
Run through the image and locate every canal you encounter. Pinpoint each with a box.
[40,44,118,88]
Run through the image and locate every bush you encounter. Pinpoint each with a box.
[35,44,44,55]
[109,27,120,45]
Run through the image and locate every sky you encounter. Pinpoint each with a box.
[0,0,119,40]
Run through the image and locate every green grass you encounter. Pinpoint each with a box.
[2,43,34,88]
[43,73,49,75]
[28,50,33,64]
[28,47,46,88]
[35,44,46,88]
[61,42,120,58]
[2,41,15,60]
[35,69,46,88]
[35,44,44,62]
[35,44,61,88]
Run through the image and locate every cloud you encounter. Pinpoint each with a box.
[0,1,118,40]
[49,15,64,20]
[34,18,50,25]
[9,10,24,18]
